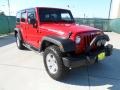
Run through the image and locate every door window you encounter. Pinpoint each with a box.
[21,12,27,22]
[16,12,21,24]
[27,9,36,24]
[61,13,71,21]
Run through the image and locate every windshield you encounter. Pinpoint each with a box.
[39,8,75,23]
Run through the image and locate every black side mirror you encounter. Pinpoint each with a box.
[29,18,37,28]
[28,14,37,28]
[29,18,36,24]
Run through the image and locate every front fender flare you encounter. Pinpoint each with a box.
[40,36,76,53]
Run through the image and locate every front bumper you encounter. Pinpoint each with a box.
[62,44,113,68]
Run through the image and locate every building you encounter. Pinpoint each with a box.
[110,0,120,18]
[118,3,120,17]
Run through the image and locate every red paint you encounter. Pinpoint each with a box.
[16,7,103,54]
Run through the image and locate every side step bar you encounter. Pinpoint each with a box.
[23,43,40,54]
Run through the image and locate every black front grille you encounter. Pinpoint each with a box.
[83,34,97,49]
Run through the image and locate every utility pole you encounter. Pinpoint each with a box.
[7,0,11,34]
[107,0,112,31]
[108,0,112,19]
[67,5,70,8]
[66,0,70,9]
[7,0,10,16]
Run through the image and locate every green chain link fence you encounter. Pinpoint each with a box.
[0,16,120,35]
[110,18,120,34]
[75,18,111,31]
[0,15,16,35]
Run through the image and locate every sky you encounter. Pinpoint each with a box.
[0,0,111,18]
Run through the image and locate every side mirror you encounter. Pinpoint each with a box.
[29,18,36,24]
[28,14,37,28]
[29,18,37,28]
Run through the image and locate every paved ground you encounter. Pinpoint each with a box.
[0,32,120,90]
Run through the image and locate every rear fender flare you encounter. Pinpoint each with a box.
[14,28,23,41]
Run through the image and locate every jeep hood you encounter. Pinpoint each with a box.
[40,23,101,35]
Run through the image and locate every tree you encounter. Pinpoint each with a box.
[0,11,5,16]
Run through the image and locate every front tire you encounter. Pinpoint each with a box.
[43,45,67,80]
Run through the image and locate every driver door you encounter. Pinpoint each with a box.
[26,9,40,48]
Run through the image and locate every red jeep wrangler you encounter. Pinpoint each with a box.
[15,7,113,80]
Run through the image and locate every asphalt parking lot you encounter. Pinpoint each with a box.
[0,32,120,90]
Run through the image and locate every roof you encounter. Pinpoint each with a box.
[17,7,70,13]
[36,7,69,11]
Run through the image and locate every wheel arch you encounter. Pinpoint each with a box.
[40,36,76,53]
[14,28,23,41]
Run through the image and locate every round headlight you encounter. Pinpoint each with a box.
[97,39,107,46]
[97,40,102,46]
[101,39,107,45]
[75,36,81,44]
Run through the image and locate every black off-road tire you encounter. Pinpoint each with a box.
[16,33,25,50]
[43,45,68,80]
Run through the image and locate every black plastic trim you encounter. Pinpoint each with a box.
[14,28,23,41]
[40,36,76,52]
[105,44,113,56]
[62,44,113,68]
[62,55,96,68]
[86,34,110,53]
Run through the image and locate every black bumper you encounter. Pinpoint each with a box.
[62,44,113,68]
